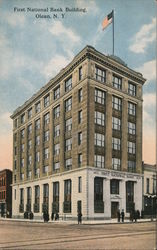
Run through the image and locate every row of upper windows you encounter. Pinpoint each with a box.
[95,66,137,96]
[0,178,6,187]
[14,72,83,128]
[94,155,136,172]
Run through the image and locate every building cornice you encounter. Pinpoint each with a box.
[11,45,146,119]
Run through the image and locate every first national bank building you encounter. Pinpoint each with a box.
[11,46,146,220]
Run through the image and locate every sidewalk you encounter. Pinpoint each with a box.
[0,217,154,225]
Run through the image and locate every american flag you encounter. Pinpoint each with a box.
[102,11,113,30]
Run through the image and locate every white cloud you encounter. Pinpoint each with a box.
[5,13,25,27]
[129,18,156,53]
[136,60,156,82]
[49,21,80,44]
[42,55,72,80]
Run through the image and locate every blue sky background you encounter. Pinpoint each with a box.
[0,0,156,170]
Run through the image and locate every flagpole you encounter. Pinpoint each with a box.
[112,9,114,55]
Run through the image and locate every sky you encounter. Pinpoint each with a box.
[0,0,156,171]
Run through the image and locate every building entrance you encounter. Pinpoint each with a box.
[111,202,119,218]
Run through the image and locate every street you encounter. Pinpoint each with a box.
[0,220,156,249]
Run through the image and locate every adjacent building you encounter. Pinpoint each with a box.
[0,169,12,217]
[11,45,146,220]
[142,163,157,216]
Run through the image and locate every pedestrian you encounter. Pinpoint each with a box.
[137,210,140,219]
[117,209,120,222]
[55,213,59,221]
[77,211,82,224]
[134,210,137,222]
[51,212,54,221]
[121,209,125,223]
[130,210,133,222]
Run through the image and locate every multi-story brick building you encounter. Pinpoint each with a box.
[11,46,146,220]
[0,169,12,217]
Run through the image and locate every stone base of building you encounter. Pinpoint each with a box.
[12,167,143,220]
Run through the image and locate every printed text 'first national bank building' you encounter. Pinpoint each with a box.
[11,46,146,220]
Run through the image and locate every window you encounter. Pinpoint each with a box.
[14,189,16,200]
[35,168,40,176]
[14,160,17,170]
[21,144,24,153]
[112,75,122,89]
[14,175,16,183]
[110,179,119,194]
[35,101,41,113]
[54,105,60,119]
[28,108,32,119]
[126,181,134,213]
[44,130,49,142]
[35,152,40,162]
[27,171,32,179]
[95,133,105,147]
[54,162,60,170]
[112,117,121,130]
[128,141,136,154]
[112,137,121,150]
[35,119,40,130]
[44,148,49,159]
[128,102,136,116]
[14,146,17,156]
[54,124,60,137]
[27,187,31,205]
[64,179,71,201]
[14,119,18,128]
[65,118,72,131]
[54,85,60,100]
[35,135,40,145]
[28,124,32,135]
[94,177,104,213]
[44,94,50,107]
[14,133,17,142]
[146,178,149,193]
[20,173,24,180]
[53,182,59,202]
[43,184,49,204]
[128,161,136,172]
[78,110,82,123]
[94,155,104,168]
[78,88,83,102]
[78,132,82,145]
[44,112,50,125]
[28,155,32,165]
[21,129,25,139]
[43,165,48,173]
[78,154,82,167]
[95,88,106,104]
[78,177,82,193]
[35,186,40,204]
[112,158,121,170]
[128,122,136,135]
[21,158,24,168]
[21,113,25,124]
[95,111,105,126]
[28,139,32,149]
[95,66,106,83]
[153,178,156,194]
[128,82,136,96]
[65,97,72,112]
[65,138,72,151]
[65,76,72,92]
[54,143,60,155]
[79,67,82,81]
[65,158,72,169]
[20,188,24,205]
[112,96,122,111]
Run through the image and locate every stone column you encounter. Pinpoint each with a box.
[49,182,53,215]
[103,178,111,218]
[134,178,142,211]
[59,179,64,217]
[136,102,142,174]
[24,187,27,212]
[31,185,35,212]
[105,92,112,169]
[40,184,43,216]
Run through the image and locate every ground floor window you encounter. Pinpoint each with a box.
[126,181,134,212]
[94,177,104,213]
[43,184,49,213]
[64,179,71,213]
[52,182,59,213]
[110,179,119,194]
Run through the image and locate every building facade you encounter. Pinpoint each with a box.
[0,169,12,217]
[11,46,146,220]
[143,163,157,216]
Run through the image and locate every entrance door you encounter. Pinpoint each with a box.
[111,202,119,218]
